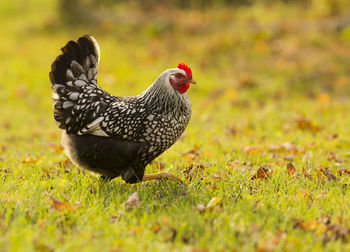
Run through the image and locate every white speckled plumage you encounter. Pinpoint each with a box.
[49,35,193,183]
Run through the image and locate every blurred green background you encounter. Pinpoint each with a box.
[2,0,350,160]
[1,0,350,157]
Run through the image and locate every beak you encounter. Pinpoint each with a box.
[188,78,197,84]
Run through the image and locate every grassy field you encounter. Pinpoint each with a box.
[1,0,350,251]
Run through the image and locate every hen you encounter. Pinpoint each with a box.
[49,35,196,183]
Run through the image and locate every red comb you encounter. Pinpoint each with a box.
[178,63,192,79]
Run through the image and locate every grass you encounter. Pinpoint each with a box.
[1,0,350,251]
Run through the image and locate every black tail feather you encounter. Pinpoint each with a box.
[49,35,104,133]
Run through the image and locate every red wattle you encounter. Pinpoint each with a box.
[175,83,190,94]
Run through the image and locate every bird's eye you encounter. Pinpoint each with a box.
[176,73,183,78]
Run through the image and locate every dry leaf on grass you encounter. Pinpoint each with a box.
[328,152,340,162]
[296,117,320,133]
[182,145,201,161]
[293,216,350,244]
[327,133,338,140]
[227,160,241,168]
[0,168,11,174]
[286,163,296,175]
[125,192,140,210]
[243,146,264,154]
[182,162,215,181]
[338,169,350,176]
[22,155,39,164]
[297,189,313,201]
[251,165,272,180]
[302,168,313,181]
[49,144,63,153]
[284,155,294,161]
[152,223,161,233]
[50,197,81,211]
[266,142,299,154]
[316,167,337,182]
[293,218,325,231]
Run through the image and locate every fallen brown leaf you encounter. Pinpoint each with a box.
[183,145,201,155]
[298,188,313,201]
[22,155,39,164]
[294,218,324,231]
[125,192,140,210]
[50,197,81,211]
[284,155,294,161]
[316,167,337,182]
[244,146,264,154]
[0,168,11,174]
[0,145,6,153]
[338,169,350,176]
[238,72,256,88]
[251,165,271,180]
[228,160,243,168]
[152,223,161,233]
[327,133,338,140]
[328,152,340,162]
[293,216,350,244]
[286,163,296,175]
[48,144,63,153]
[228,160,252,173]
[266,144,282,152]
[182,145,201,161]
[302,168,313,181]
[181,235,190,244]
[182,163,208,181]
[296,117,320,133]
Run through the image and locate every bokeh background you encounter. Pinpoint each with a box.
[1,0,350,157]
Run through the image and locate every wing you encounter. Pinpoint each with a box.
[99,98,149,140]
[49,35,115,136]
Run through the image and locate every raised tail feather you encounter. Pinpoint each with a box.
[49,35,111,136]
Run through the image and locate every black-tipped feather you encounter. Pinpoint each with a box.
[49,35,112,134]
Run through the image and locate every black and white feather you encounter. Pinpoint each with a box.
[49,35,192,183]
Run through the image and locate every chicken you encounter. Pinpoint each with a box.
[49,35,196,183]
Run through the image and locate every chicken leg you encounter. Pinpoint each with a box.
[143,172,183,183]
